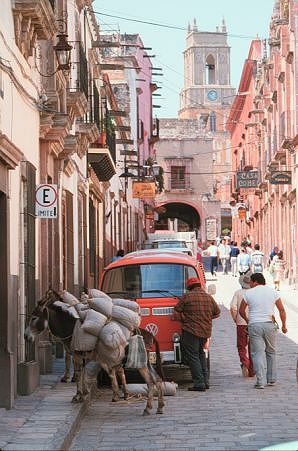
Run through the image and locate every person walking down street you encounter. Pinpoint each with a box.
[271,251,287,291]
[230,272,254,377]
[239,273,287,389]
[218,239,231,274]
[112,249,125,262]
[208,241,219,278]
[269,246,279,266]
[174,277,220,391]
[237,247,251,275]
[196,242,203,263]
[251,244,265,274]
[230,241,240,277]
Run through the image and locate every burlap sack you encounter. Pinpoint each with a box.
[61,290,79,306]
[88,297,113,317]
[111,305,141,331]
[74,302,90,321]
[81,309,107,337]
[88,289,112,300]
[71,320,98,352]
[99,321,127,349]
[112,298,140,313]
[96,340,126,370]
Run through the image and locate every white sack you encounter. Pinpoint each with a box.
[112,298,140,313]
[71,320,98,352]
[74,302,90,321]
[125,334,147,369]
[88,289,111,300]
[81,309,107,337]
[118,323,132,341]
[61,290,79,306]
[88,297,113,317]
[53,301,80,319]
[111,305,141,331]
[99,321,128,349]
[96,340,126,370]
[126,381,177,396]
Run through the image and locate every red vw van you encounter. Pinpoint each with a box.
[100,250,210,364]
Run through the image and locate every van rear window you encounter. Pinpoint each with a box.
[102,263,198,298]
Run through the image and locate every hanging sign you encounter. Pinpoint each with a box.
[132,182,156,199]
[35,184,58,218]
[270,171,292,185]
[236,171,259,189]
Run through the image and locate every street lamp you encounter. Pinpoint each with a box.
[53,33,73,71]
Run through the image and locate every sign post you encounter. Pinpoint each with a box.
[35,184,58,219]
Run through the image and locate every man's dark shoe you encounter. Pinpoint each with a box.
[188,386,206,392]
[205,383,210,389]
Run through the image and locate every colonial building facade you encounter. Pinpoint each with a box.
[228,0,298,285]
[0,0,157,408]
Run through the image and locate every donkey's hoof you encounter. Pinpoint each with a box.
[71,376,78,383]
[112,397,119,403]
[143,409,151,416]
[61,376,69,383]
[156,409,164,415]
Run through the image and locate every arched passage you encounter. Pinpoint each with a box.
[155,201,201,233]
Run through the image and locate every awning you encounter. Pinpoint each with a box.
[88,147,116,181]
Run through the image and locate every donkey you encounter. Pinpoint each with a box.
[25,289,165,415]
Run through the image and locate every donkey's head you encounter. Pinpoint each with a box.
[24,289,61,342]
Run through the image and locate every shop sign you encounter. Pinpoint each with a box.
[35,184,58,218]
[270,171,292,185]
[236,171,259,189]
[206,218,217,241]
[132,182,156,199]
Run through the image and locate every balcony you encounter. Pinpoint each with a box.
[13,0,56,58]
[87,147,116,181]
[273,147,286,162]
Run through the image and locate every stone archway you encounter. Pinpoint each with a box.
[155,201,201,233]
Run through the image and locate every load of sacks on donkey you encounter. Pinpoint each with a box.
[59,289,178,396]
[60,289,143,369]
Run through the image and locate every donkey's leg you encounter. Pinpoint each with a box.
[155,379,165,415]
[72,356,84,403]
[117,366,129,400]
[138,367,154,416]
[72,357,80,383]
[82,360,90,396]
[61,350,71,383]
[109,368,120,402]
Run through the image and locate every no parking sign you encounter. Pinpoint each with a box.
[35,184,58,218]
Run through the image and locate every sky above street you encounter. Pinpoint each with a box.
[93,0,275,117]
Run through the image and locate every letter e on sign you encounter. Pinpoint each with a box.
[35,184,58,219]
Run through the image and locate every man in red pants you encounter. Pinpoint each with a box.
[230,272,254,377]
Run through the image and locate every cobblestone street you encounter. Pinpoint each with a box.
[70,273,298,451]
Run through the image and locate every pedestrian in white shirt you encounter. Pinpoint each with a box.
[218,239,231,274]
[251,244,265,274]
[239,273,287,389]
[230,271,254,377]
[208,241,219,277]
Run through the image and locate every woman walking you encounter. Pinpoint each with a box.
[271,251,286,291]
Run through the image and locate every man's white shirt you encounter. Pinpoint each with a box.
[243,285,280,324]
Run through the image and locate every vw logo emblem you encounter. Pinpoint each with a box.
[145,323,158,336]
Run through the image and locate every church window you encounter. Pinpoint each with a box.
[210,111,216,132]
[205,54,215,84]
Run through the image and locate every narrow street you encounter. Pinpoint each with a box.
[70,273,298,451]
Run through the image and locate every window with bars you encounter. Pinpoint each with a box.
[171,166,187,189]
